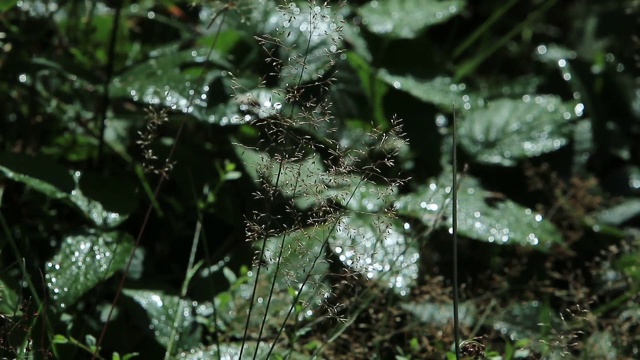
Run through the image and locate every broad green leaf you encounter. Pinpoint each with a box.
[218,88,286,126]
[616,253,640,280]
[342,18,373,62]
[0,278,19,315]
[324,175,396,213]
[233,145,325,199]
[41,132,98,162]
[234,145,397,210]
[400,301,477,327]
[110,48,231,120]
[458,96,577,166]
[177,342,270,360]
[177,342,309,360]
[0,152,74,199]
[358,0,465,39]
[583,331,618,359]
[395,174,563,250]
[330,213,419,296]
[214,225,331,337]
[260,2,345,85]
[233,145,328,208]
[573,118,593,169]
[378,70,466,109]
[534,43,577,64]
[76,172,138,215]
[122,289,199,351]
[490,301,561,344]
[69,171,132,227]
[45,231,134,308]
[597,199,640,225]
[0,153,131,227]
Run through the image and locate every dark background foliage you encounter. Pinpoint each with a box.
[0,0,639,359]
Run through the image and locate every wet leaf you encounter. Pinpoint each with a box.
[378,70,466,108]
[573,118,593,169]
[400,301,477,327]
[324,175,396,213]
[0,278,19,315]
[45,231,134,308]
[458,96,577,166]
[0,153,129,227]
[490,301,561,342]
[330,213,419,295]
[597,199,640,225]
[176,342,309,360]
[67,172,129,228]
[0,152,74,199]
[122,289,199,351]
[395,174,563,250]
[358,0,465,39]
[110,48,231,120]
[583,330,618,359]
[234,145,397,211]
[260,2,345,85]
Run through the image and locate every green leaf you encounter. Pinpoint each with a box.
[330,213,419,295]
[110,48,230,120]
[0,153,131,227]
[0,0,18,11]
[400,301,477,327]
[395,174,563,250]
[616,253,640,280]
[0,152,74,199]
[77,172,138,215]
[122,289,199,351]
[458,96,577,166]
[0,278,19,315]
[179,342,309,360]
[52,334,70,344]
[234,145,326,208]
[69,172,133,227]
[45,231,134,308]
[260,2,345,85]
[347,52,388,127]
[378,70,466,108]
[573,118,593,169]
[597,199,640,225]
[358,0,465,39]
[122,353,140,360]
[490,301,561,344]
[85,334,96,348]
[584,330,618,359]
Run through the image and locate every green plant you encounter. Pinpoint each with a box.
[1,0,639,359]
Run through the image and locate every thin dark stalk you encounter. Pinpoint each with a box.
[252,173,301,360]
[96,0,122,168]
[238,158,285,360]
[91,7,229,359]
[265,178,364,359]
[241,3,320,358]
[452,104,460,359]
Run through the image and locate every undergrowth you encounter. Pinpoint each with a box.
[1,1,639,360]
